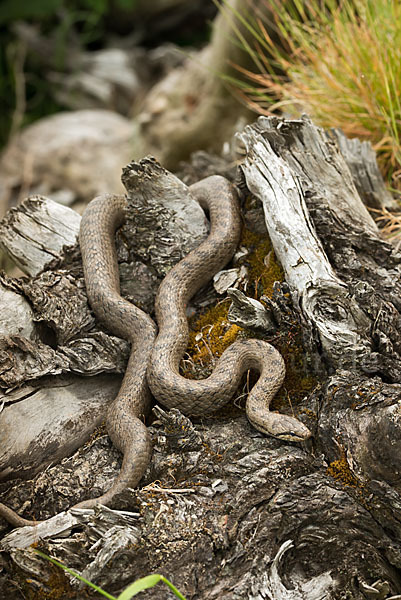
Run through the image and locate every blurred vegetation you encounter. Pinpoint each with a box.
[0,0,213,151]
[220,0,401,188]
[0,0,141,147]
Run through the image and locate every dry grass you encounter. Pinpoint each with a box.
[371,206,401,249]
[219,0,401,187]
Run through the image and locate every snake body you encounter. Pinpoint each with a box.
[0,194,156,525]
[148,176,311,441]
[75,194,157,508]
[0,175,310,528]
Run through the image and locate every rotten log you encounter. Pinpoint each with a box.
[0,122,401,600]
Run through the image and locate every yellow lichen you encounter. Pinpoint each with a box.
[326,449,372,509]
[327,453,359,488]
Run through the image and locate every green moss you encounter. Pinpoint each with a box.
[185,300,242,371]
[185,226,283,372]
[275,327,317,408]
[182,225,318,413]
[240,228,284,299]
[239,227,318,407]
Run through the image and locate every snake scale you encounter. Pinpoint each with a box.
[0,175,310,528]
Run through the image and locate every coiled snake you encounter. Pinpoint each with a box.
[0,175,311,528]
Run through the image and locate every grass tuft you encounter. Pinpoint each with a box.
[221,0,401,186]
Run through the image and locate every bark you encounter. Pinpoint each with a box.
[0,122,401,600]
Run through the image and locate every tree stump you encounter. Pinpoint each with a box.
[1,118,401,600]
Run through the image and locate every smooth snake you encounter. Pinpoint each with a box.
[0,175,311,528]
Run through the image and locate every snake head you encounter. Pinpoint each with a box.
[250,412,312,442]
[270,414,312,442]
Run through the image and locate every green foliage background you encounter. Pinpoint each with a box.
[0,0,138,149]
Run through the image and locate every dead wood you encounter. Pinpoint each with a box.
[0,111,136,219]
[131,0,259,169]
[0,122,401,600]
[0,158,210,495]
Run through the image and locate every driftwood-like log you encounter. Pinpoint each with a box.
[0,196,81,276]
[0,111,136,218]
[1,129,401,600]
[0,374,120,481]
[239,116,401,376]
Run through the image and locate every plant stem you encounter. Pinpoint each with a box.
[33,550,118,600]
[161,576,188,600]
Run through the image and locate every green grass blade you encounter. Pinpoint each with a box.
[117,575,162,599]
[33,550,117,600]
[34,551,187,600]
[160,576,188,600]
[117,574,187,600]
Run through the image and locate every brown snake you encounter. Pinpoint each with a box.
[0,175,310,528]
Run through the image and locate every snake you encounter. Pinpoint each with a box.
[0,175,311,528]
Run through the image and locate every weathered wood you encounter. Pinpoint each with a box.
[0,196,81,275]
[0,265,129,390]
[121,156,208,277]
[238,116,401,377]
[333,128,399,211]
[0,374,120,481]
[0,280,34,338]
[1,131,401,600]
[0,159,212,489]
[131,0,257,169]
[0,110,135,218]
[1,504,140,552]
